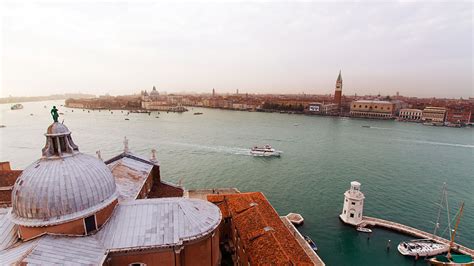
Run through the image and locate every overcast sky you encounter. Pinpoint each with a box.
[1,1,472,98]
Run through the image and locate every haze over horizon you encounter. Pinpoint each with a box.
[1,1,472,98]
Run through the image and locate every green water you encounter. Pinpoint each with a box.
[1,100,473,266]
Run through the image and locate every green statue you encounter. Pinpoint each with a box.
[51,106,59,122]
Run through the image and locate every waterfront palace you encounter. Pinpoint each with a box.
[0,120,323,265]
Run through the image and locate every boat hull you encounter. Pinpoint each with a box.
[397,240,449,257]
[356,227,372,233]
[250,151,281,157]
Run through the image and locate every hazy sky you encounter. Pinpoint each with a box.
[1,1,472,98]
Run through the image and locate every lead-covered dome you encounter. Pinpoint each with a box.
[10,122,118,227]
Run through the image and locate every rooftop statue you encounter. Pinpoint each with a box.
[51,106,59,122]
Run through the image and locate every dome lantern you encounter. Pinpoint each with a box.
[42,122,79,158]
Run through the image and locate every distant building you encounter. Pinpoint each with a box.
[446,107,471,125]
[422,107,446,123]
[141,86,187,111]
[334,70,343,107]
[308,102,339,115]
[207,192,324,265]
[149,85,160,99]
[398,108,423,121]
[350,100,395,119]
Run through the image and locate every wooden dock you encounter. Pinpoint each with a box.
[359,216,474,257]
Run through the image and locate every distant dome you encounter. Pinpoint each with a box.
[150,86,159,96]
[10,122,118,227]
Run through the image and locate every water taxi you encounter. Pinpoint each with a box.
[250,145,281,157]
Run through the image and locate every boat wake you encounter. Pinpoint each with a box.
[168,142,251,155]
[395,139,474,149]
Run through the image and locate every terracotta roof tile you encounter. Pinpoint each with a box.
[207,195,230,218]
[0,170,21,187]
[208,192,313,265]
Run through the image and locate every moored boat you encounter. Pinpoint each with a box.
[397,239,448,257]
[11,104,23,110]
[398,183,451,257]
[250,144,281,157]
[304,235,318,252]
[429,202,473,266]
[194,112,203,115]
[356,227,372,233]
[286,213,304,226]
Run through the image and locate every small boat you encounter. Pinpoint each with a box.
[125,118,130,121]
[361,125,371,128]
[250,144,281,157]
[303,235,318,252]
[0,125,6,128]
[286,213,304,226]
[10,104,23,110]
[356,227,372,233]
[194,112,203,115]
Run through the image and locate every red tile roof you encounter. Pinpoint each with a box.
[0,170,21,187]
[208,192,313,265]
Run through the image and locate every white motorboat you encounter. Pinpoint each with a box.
[397,239,448,257]
[356,227,372,233]
[250,145,281,157]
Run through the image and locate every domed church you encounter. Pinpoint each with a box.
[11,122,119,239]
[0,121,222,265]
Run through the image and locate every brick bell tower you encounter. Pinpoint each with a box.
[334,70,343,106]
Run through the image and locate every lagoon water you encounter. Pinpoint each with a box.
[1,100,473,266]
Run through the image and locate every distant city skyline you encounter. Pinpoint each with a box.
[1,2,472,98]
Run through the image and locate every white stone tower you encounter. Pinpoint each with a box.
[340,181,365,225]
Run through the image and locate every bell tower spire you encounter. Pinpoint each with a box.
[334,70,343,106]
